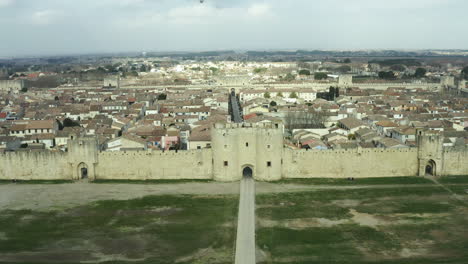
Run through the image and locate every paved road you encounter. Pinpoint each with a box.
[235,177,256,264]
[230,93,243,123]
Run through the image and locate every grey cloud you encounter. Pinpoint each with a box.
[0,0,467,56]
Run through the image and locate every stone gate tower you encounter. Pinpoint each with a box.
[67,137,99,180]
[211,122,284,181]
[417,129,444,176]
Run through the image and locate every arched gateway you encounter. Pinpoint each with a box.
[242,166,253,179]
[77,163,89,180]
[425,160,436,176]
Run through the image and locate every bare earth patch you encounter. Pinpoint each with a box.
[0,251,99,263]
[350,209,381,227]
[0,182,240,211]
[175,246,233,263]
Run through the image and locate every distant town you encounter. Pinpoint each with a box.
[1,50,467,153]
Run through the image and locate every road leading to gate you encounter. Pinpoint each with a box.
[235,177,256,264]
[230,93,243,123]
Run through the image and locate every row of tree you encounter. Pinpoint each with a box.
[264,91,298,99]
[284,110,327,131]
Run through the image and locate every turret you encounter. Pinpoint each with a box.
[211,122,284,181]
[416,129,443,176]
[67,137,99,180]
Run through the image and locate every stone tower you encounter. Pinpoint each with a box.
[458,79,466,94]
[416,129,444,176]
[103,76,120,89]
[440,75,455,92]
[211,122,284,181]
[67,137,99,180]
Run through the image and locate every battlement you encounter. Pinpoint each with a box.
[213,122,283,130]
[1,125,466,181]
[98,149,211,157]
[1,150,67,158]
[291,147,418,155]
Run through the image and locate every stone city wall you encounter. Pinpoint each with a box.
[0,80,24,92]
[95,149,213,180]
[439,147,468,176]
[282,147,419,178]
[0,132,466,181]
[0,151,71,180]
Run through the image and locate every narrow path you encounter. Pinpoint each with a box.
[424,176,466,203]
[235,177,256,264]
[229,92,243,123]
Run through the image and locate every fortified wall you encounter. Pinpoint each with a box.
[0,125,467,181]
[0,80,24,93]
[282,148,419,178]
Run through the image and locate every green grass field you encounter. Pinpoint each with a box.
[256,178,468,264]
[0,195,238,264]
[1,176,467,263]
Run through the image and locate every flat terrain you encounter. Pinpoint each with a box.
[256,177,468,264]
[0,177,452,212]
[0,176,467,264]
[0,193,238,264]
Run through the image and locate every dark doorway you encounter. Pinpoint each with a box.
[81,168,88,179]
[425,160,436,176]
[243,167,253,178]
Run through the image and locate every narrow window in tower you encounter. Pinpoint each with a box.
[224,161,228,166]
[246,142,249,147]
[267,161,272,167]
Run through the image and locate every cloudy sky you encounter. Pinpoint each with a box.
[0,0,467,56]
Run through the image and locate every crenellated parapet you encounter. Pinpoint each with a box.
[211,122,284,181]
[1,124,467,182]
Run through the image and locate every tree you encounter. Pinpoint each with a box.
[289,92,298,98]
[25,76,60,88]
[336,65,351,73]
[20,87,28,93]
[283,73,296,82]
[390,64,406,72]
[128,71,139,77]
[254,68,267,74]
[314,72,328,80]
[140,65,147,72]
[269,101,277,107]
[343,58,351,63]
[297,61,311,69]
[415,68,427,78]
[277,92,284,97]
[209,67,219,74]
[284,110,327,131]
[63,118,80,128]
[461,66,468,80]
[298,69,311,76]
[378,71,396,80]
[264,92,271,99]
[158,93,167,100]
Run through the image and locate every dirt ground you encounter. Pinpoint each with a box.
[0,181,458,211]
